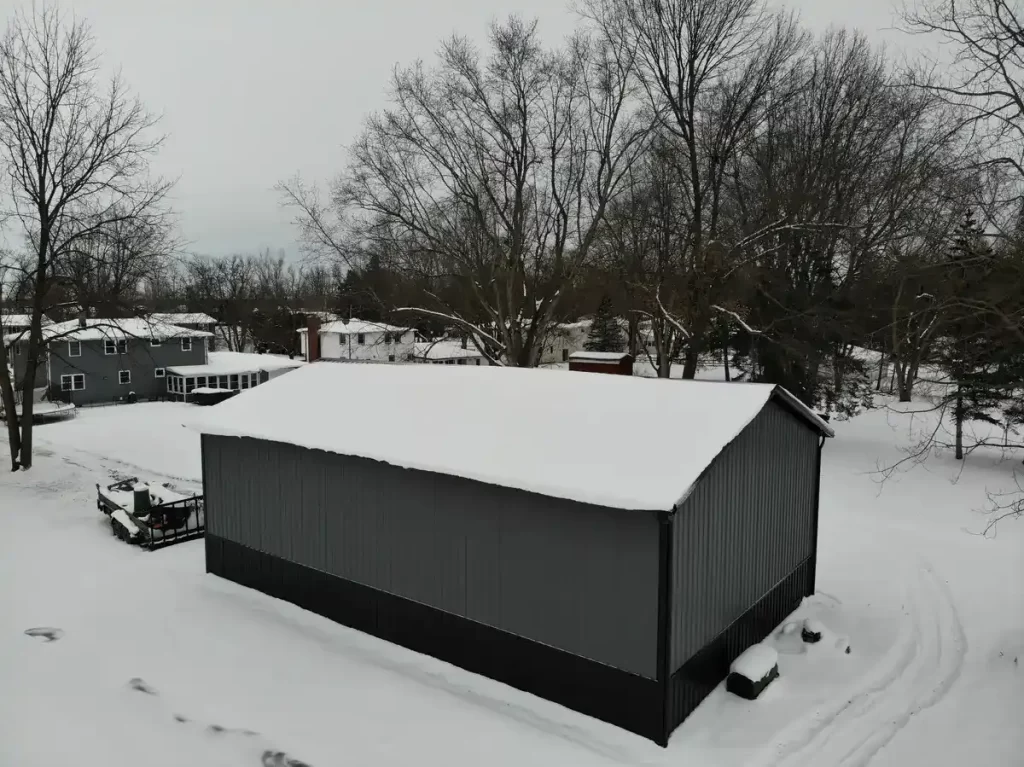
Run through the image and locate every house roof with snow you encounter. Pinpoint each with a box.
[33,318,214,343]
[195,363,833,512]
[297,319,409,336]
[412,340,484,360]
[0,313,53,328]
[167,351,305,377]
[149,312,218,326]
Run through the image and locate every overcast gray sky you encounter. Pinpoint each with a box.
[56,0,906,257]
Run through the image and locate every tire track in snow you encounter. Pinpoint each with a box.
[752,561,966,767]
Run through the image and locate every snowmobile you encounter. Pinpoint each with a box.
[96,477,205,550]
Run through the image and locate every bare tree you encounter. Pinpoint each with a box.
[903,0,1024,178]
[0,6,171,468]
[581,0,805,377]
[56,207,177,316]
[281,17,648,365]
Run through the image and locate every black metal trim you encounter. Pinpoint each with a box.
[655,509,673,746]
[808,438,824,595]
[664,558,814,740]
[205,535,666,743]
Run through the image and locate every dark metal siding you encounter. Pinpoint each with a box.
[203,434,661,678]
[47,338,207,405]
[668,400,819,671]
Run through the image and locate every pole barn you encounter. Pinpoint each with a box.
[197,363,833,745]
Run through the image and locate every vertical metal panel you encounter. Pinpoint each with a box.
[202,434,661,678]
[669,400,820,671]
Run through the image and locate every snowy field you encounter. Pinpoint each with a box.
[2,392,1024,766]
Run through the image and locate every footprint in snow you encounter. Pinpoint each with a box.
[128,677,158,695]
[262,750,311,767]
[24,627,64,642]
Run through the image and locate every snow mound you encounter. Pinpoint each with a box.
[730,643,779,682]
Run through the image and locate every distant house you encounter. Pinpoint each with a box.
[539,320,591,365]
[165,351,304,402]
[1,313,54,342]
[150,313,219,350]
[297,318,414,363]
[412,340,488,366]
[7,317,212,406]
[196,363,833,746]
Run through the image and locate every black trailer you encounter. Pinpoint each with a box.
[97,478,205,550]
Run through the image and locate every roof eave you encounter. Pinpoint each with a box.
[769,386,835,438]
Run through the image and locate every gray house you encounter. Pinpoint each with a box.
[197,363,833,746]
[10,317,213,406]
[150,313,219,350]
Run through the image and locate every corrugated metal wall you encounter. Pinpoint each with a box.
[203,435,661,679]
[668,400,820,671]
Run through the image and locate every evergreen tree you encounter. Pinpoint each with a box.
[584,295,625,352]
[936,210,1017,458]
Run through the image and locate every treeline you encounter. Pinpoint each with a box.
[274,0,1024,425]
[4,0,1024,471]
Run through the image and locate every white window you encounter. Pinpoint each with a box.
[68,341,81,357]
[154,367,165,378]
[150,338,162,347]
[181,338,192,352]
[229,374,239,389]
[104,339,127,355]
[118,370,131,385]
[195,376,206,388]
[60,374,85,391]
[357,333,365,345]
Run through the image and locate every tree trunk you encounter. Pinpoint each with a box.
[875,353,885,391]
[18,236,52,470]
[681,346,700,379]
[0,343,21,470]
[723,341,731,382]
[954,389,964,460]
[627,314,639,358]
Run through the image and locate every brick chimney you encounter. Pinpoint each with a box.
[77,311,87,329]
[306,316,321,362]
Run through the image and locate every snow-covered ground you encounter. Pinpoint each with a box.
[2,391,1023,766]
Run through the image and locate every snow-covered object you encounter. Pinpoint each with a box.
[568,351,631,361]
[7,317,213,344]
[192,363,829,511]
[167,351,304,378]
[110,508,140,538]
[802,617,825,643]
[298,319,408,336]
[412,341,485,361]
[730,643,779,683]
[132,483,150,493]
[149,312,218,326]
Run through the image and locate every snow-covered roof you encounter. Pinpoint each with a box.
[569,351,631,362]
[194,363,832,512]
[32,318,214,343]
[413,341,484,360]
[0,313,53,328]
[167,351,304,377]
[298,319,409,336]
[149,312,218,326]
